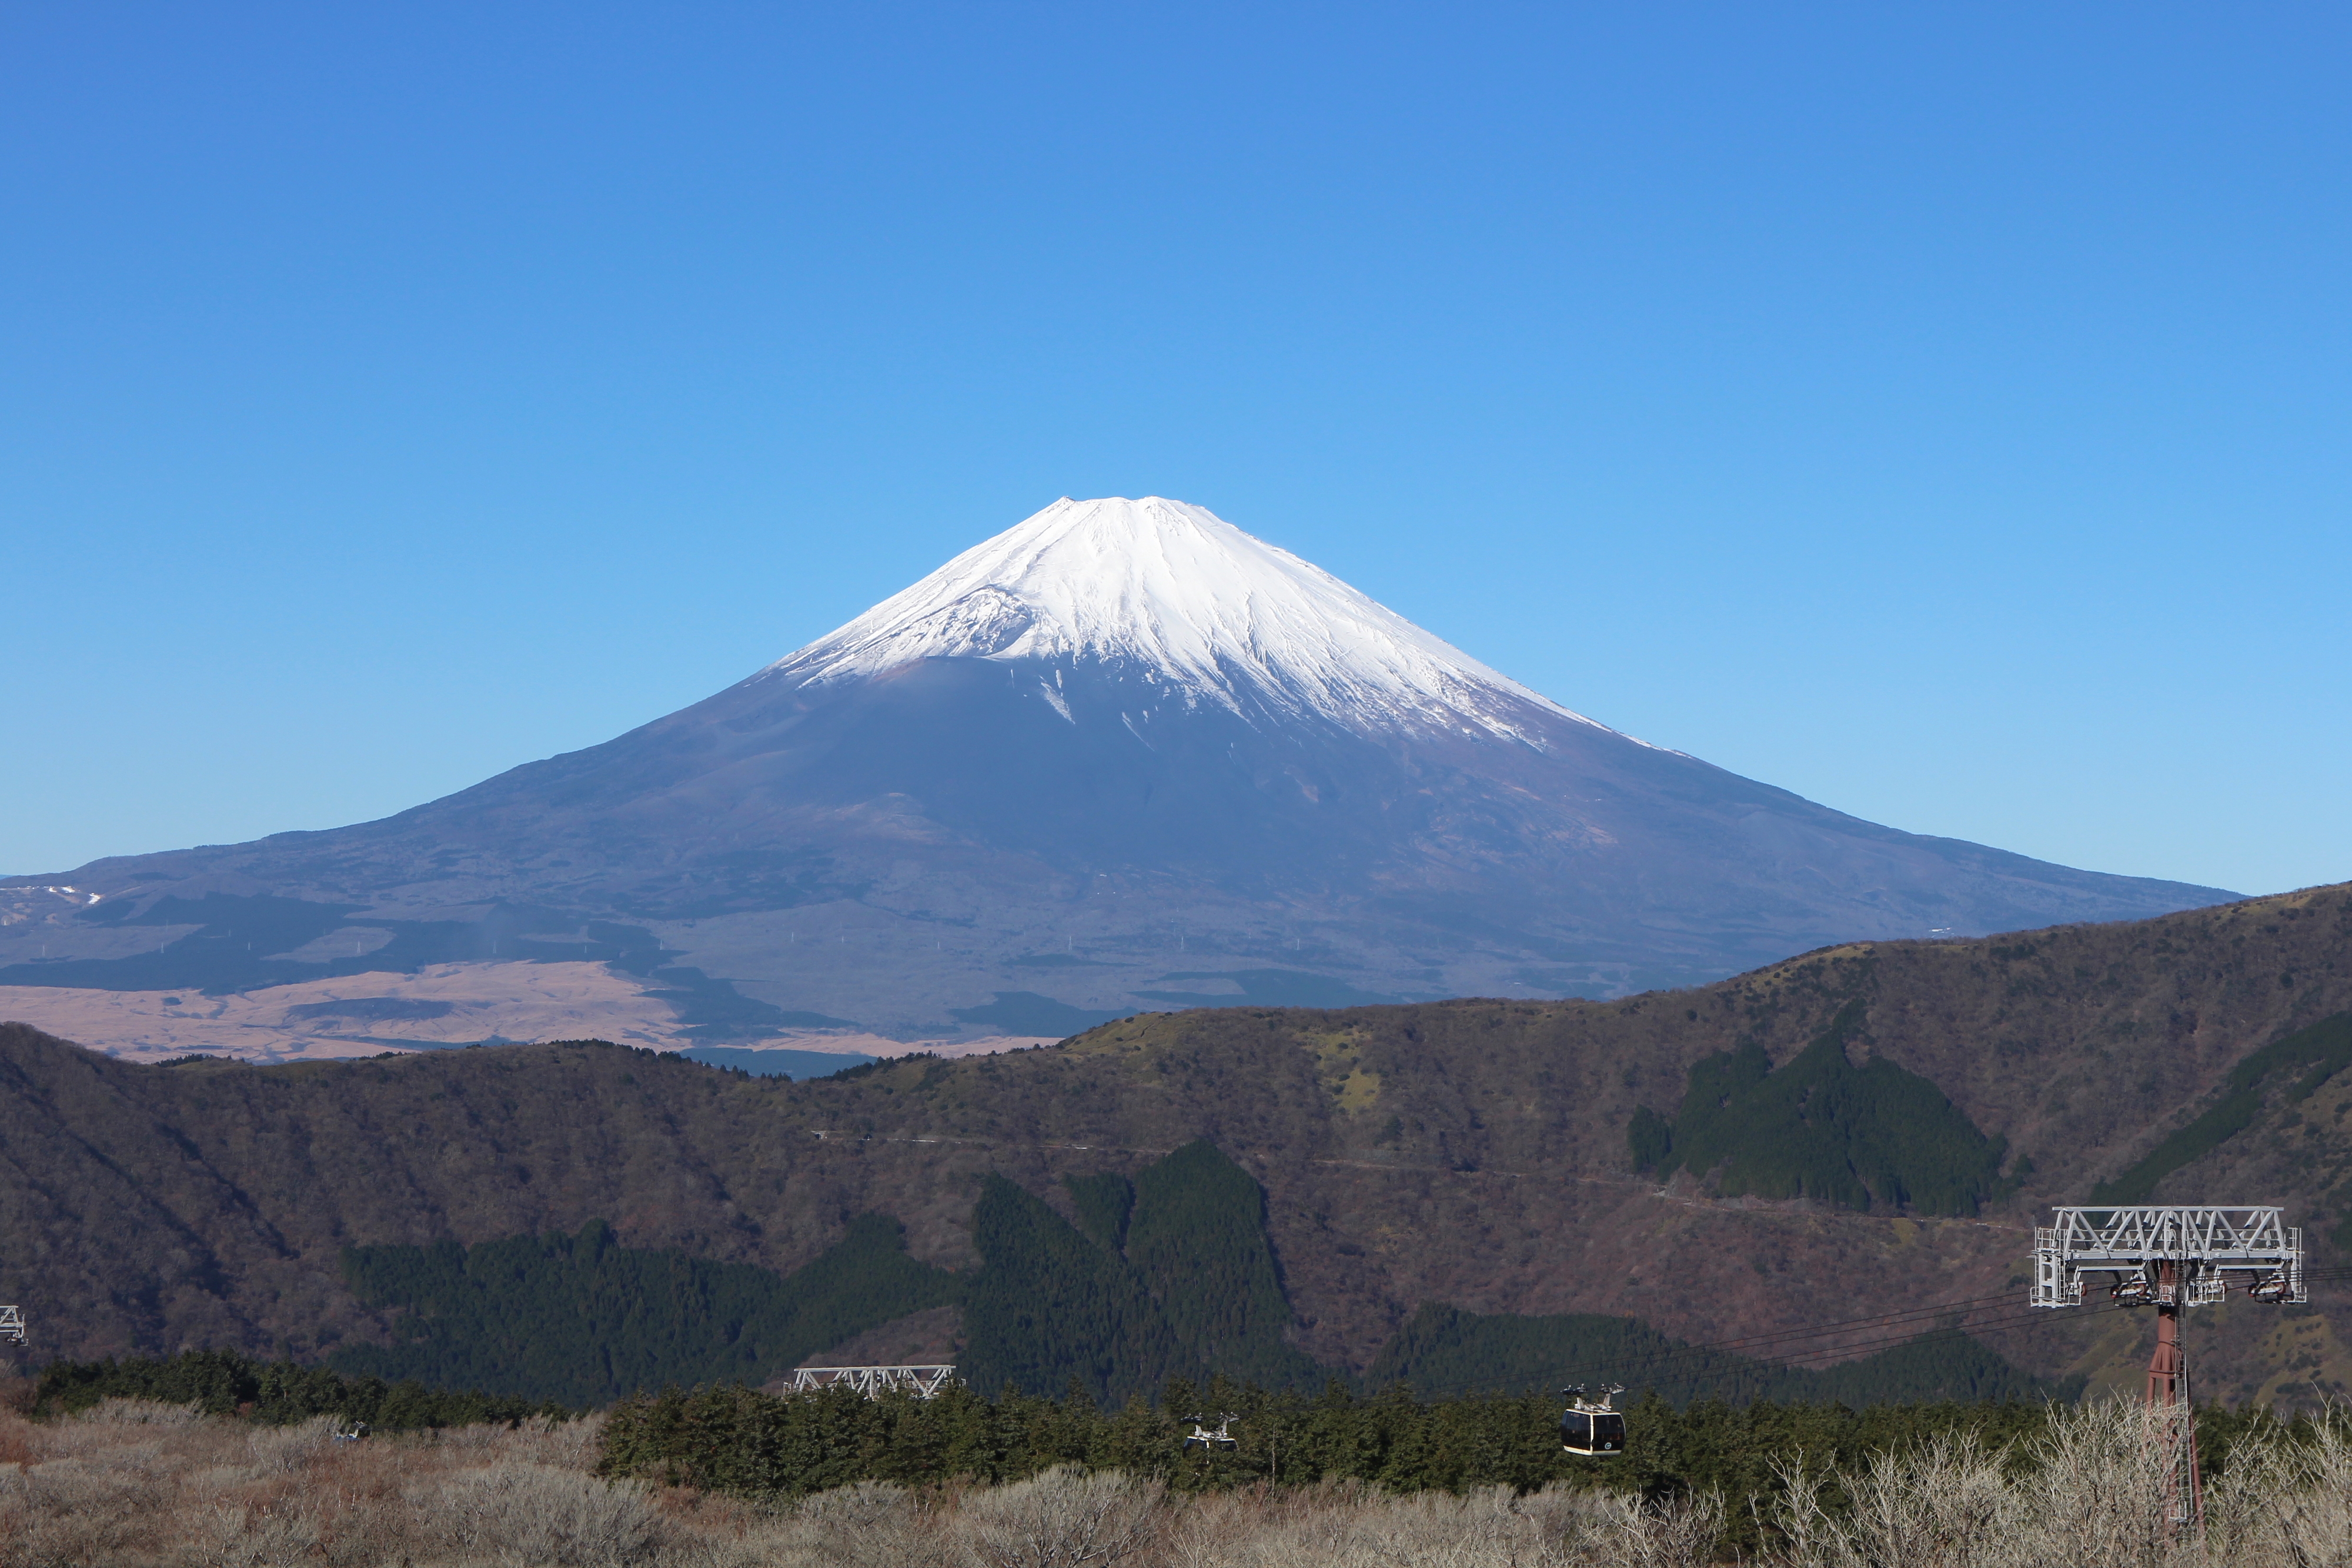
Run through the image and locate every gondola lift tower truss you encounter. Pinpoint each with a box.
[2030,1205,2304,1533]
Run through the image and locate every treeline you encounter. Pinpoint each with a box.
[35,1348,570,1429]
[600,1377,2321,1549]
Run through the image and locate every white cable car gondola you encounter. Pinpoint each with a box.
[1560,1384,1626,1457]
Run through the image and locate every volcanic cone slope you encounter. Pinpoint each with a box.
[4,497,2231,1039]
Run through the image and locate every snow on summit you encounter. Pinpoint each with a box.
[763,496,1625,743]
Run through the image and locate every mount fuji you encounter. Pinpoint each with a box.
[2,497,2232,1049]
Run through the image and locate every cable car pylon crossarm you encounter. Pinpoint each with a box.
[2027,1203,2306,1538]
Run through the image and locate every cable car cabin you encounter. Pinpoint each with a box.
[1561,1407,1626,1456]
[1561,1385,1626,1457]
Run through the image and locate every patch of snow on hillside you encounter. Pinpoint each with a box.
[760,497,1639,745]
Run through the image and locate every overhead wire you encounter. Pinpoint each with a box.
[1605,1302,2114,1389]
[1613,1258,2352,1384]
[1599,1292,2019,1373]
[1680,1269,2343,1380]
[1562,1289,2020,1372]
[1745,1261,2352,1373]
[1395,1294,2103,1402]
[1560,1291,2035,1390]
[1383,1288,2034,1402]
[1397,1259,2349,1403]
[1722,1302,2129,1372]
[1599,1259,2348,1394]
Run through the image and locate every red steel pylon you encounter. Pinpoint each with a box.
[2144,1261,2201,1534]
[2033,1208,2307,1541]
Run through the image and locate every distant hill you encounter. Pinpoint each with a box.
[2,882,2348,1406]
[0,497,2231,1054]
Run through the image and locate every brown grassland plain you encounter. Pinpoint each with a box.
[1,1396,2350,1568]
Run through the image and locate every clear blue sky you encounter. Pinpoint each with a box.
[6,3,2347,897]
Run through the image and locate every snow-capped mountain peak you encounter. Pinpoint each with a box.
[762,496,1622,743]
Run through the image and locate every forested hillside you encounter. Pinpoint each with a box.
[48,1148,2058,1410]
[960,1139,1327,1401]
[1635,999,2014,1215]
[2,881,2350,1405]
[333,1213,958,1404]
[320,1141,1322,1405]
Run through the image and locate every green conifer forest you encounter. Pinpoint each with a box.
[305,1135,2052,1413]
[1636,999,2012,1215]
[332,1213,957,1404]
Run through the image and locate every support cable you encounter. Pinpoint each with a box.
[1388,1240,2346,1404]
[1398,1288,2178,1403]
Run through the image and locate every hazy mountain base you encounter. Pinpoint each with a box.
[0,959,694,1061]
[677,1045,880,1078]
[5,885,2352,1405]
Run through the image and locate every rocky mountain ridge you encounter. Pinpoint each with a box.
[4,882,2347,1403]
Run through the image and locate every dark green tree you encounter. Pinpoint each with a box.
[960,1175,1190,1405]
[1127,1139,1325,1390]
[1657,1002,2005,1215]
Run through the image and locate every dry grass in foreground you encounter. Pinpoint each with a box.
[0,1398,2348,1567]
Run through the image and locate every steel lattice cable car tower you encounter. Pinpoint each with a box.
[781,1365,957,1399]
[2030,1206,2305,1533]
